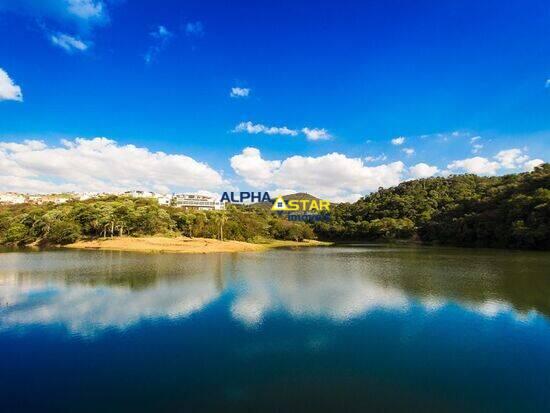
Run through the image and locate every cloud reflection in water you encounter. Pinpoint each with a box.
[0,248,546,336]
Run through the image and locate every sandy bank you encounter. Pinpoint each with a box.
[64,236,330,254]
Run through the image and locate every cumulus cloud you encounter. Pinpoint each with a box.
[51,32,89,52]
[409,163,438,179]
[447,148,541,175]
[494,148,529,169]
[523,159,544,171]
[0,137,226,193]
[0,139,46,152]
[0,68,22,102]
[447,156,501,175]
[229,147,281,187]
[391,136,405,145]
[233,121,298,136]
[230,87,250,98]
[470,136,481,143]
[402,148,415,156]
[230,147,405,201]
[302,127,332,141]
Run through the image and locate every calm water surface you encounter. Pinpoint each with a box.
[1,245,549,412]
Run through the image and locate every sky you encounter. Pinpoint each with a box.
[0,0,549,201]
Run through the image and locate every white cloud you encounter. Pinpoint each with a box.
[233,121,298,136]
[0,1,107,54]
[0,139,46,152]
[0,68,23,102]
[364,154,387,163]
[470,136,481,143]
[144,25,173,64]
[301,127,332,141]
[1,0,106,22]
[0,137,226,193]
[402,148,415,156]
[67,0,104,19]
[448,148,544,176]
[447,156,501,175]
[391,136,405,145]
[408,163,438,179]
[523,159,544,171]
[185,21,204,36]
[230,87,250,98]
[229,147,281,188]
[233,122,331,141]
[51,32,89,52]
[230,147,405,201]
[494,148,529,169]
[472,144,483,154]
[150,25,172,39]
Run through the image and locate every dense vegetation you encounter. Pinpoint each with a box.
[1,164,548,249]
[314,163,550,250]
[0,197,314,246]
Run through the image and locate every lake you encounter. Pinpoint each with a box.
[1,245,549,412]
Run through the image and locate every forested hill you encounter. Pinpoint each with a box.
[1,165,548,250]
[313,163,550,250]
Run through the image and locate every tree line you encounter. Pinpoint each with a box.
[0,196,314,246]
[313,163,550,250]
[1,164,548,249]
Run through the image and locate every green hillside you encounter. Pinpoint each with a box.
[313,163,550,250]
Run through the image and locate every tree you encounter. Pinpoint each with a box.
[3,223,30,245]
[44,221,82,244]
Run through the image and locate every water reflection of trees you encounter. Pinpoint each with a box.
[0,251,232,335]
[229,248,550,323]
[350,247,550,318]
[0,248,548,336]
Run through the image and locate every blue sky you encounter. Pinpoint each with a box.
[0,0,549,200]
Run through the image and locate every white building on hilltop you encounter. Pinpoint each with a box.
[76,192,101,201]
[0,192,26,204]
[122,190,173,206]
[27,195,69,205]
[156,195,172,206]
[173,193,224,210]
[122,190,157,198]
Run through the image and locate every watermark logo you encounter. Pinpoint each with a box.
[271,196,289,211]
[220,191,331,222]
[270,196,330,212]
[220,191,272,203]
[271,195,331,222]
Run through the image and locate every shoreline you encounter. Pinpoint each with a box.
[62,236,332,254]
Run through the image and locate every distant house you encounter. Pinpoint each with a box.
[156,195,172,206]
[27,195,69,205]
[0,192,26,204]
[76,192,100,201]
[122,190,157,198]
[172,193,224,211]
[122,190,175,206]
